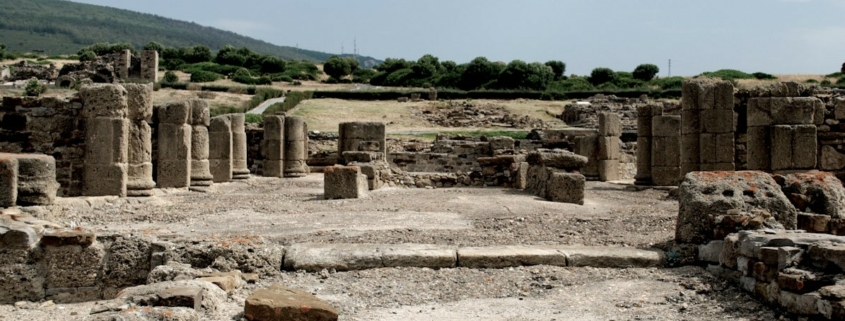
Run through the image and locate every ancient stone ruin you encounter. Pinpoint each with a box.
[55,49,159,86]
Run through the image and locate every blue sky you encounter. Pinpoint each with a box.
[72,0,845,76]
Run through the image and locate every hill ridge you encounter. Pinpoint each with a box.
[0,0,381,65]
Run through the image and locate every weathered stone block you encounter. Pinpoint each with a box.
[598,136,620,160]
[681,110,700,135]
[44,243,104,289]
[700,109,735,134]
[598,113,622,136]
[748,97,824,127]
[324,166,368,199]
[124,83,153,121]
[715,81,735,110]
[83,164,127,197]
[85,117,129,165]
[546,172,586,204]
[79,84,128,118]
[746,126,771,171]
[652,166,680,186]
[488,136,515,151]
[0,156,18,207]
[527,149,588,171]
[598,160,620,182]
[700,133,735,164]
[158,287,203,310]
[652,136,680,167]
[778,171,845,219]
[652,115,681,137]
[158,101,190,124]
[245,285,338,321]
[635,136,652,183]
[677,171,798,244]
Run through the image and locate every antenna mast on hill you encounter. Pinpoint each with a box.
[354,38,358,59]
[341,44,344,55]
[668,59,672,77]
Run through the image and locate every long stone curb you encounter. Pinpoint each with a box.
[282,243,665,272]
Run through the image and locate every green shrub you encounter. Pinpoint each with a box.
[163,71,179,83]
[324,77,339,84]
[806,79,819,84]
[264,91,313,114]
[190,70,221,83]
[245,113,263,124]
[822,80,832,86]
[246,88,286,110]
[650,76,685,90]
[589,68,616,86]
[826,72,843,78]
[25,80,46,97]
[547,77,594,92]
[752,72,777,80]
[698,69,754,80]
[270,74,293,82]
[836,77,845,85]
[632,64,660,81]
[292,81,302,86]
[78,51,96,62]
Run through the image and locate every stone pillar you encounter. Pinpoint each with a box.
[80,84,130,197]
[635,104,662,185]
[652,115,681,186]
[14,154,59,205]
[141,50,159,82]
[156,101,191,188]
[597,112,621,182]
[209,115,233,183]
[124,84,155,197]
[681,79,736,175]
[747,95,824,172]
[324,166,368,199]
[284,116,309,177]
[229,114,250,180]
[189,100,213,190]
[262,115,285,178]
[338,122,386,164]
[0,155,17,207]
[116,49,132,80]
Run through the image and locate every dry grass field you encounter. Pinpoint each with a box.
[289,98,570,133]
[734,74,833,89]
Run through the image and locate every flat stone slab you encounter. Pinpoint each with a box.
[284,243,383,272]
[556,246,665,268]
[283,243,666,271]
[381,244,456,269]
[457,246,568,268]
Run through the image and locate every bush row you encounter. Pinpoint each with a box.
[310,88,681,101]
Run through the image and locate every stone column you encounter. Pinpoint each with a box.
[597,112,621,182]
[189,100,214,190]
[80,84,130,197]
[15,154,59,205]
[0,155,17,207]
[230,114,250,180]
[262,115,285,178]
[116,49,132,80]
[141,50,159,82]
[283,116,309,177]
[635,104,662,185]
[651,115,681,186]
[209,115,233,183]
[156,101,192,188]
[124,84,155,197]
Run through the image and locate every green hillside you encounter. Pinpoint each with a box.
[0,0,380,64]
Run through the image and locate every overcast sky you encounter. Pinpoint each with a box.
[71,0,844,76]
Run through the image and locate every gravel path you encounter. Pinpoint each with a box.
[246,97,285,114]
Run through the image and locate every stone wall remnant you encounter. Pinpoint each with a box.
[338,122,386,164]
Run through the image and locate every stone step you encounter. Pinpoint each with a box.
[282,243,664,272]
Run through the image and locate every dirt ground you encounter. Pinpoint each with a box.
[4,176,788,320]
